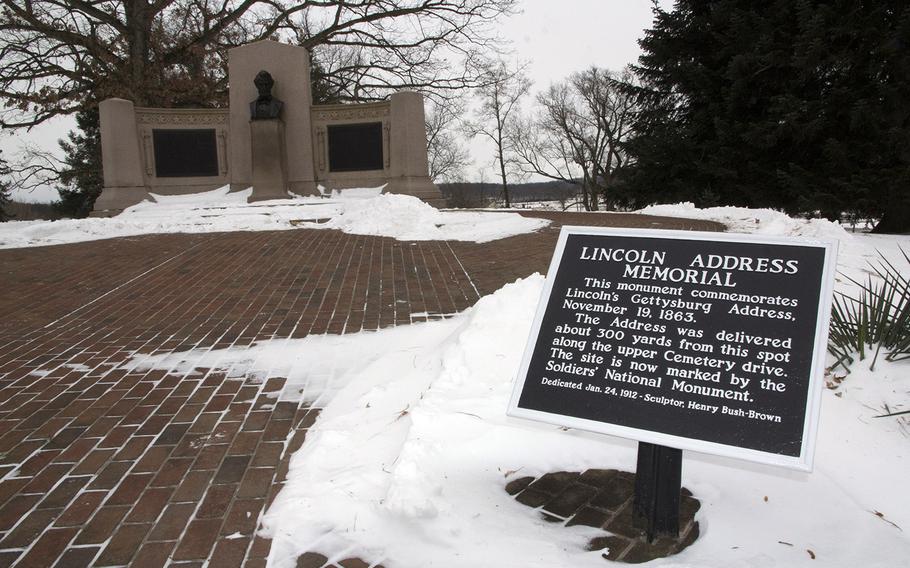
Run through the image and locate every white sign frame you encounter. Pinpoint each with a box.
[507,226,839,471]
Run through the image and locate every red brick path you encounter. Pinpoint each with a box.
[0,212,722,567]
[0,229,478,568]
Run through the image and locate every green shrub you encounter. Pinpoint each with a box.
[828,250,910,372]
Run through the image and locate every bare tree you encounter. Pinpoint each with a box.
[463,60,530,208]
[0,150,11,221]
[0,0,517,128]
[514,67,637,211]
[425,98,472,183]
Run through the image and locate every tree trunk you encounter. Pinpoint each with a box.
[496,124,510,208]
[124,0,152,105]
[579,173,591,211]
[583,170,598,211]
[499,157,510,208]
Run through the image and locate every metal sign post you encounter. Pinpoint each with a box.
[634,442,683,541]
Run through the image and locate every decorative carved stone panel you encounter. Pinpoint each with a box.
[327,122,384,172]
[136,108,229,125]
[312,103,390,122]
[152,129,220,178]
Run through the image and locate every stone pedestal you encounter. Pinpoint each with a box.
[388,91,445,207]
[250,119,288,202]
[229,40,317,196]
[94,98,150,215]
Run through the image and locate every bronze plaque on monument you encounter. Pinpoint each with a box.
[153,129,219,178]
[328,122,383,172]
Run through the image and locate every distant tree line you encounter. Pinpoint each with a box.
[1,200,63,222]
[439,180,579,208]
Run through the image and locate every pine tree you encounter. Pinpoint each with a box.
[624,1,910,232]
[57,108,103,218]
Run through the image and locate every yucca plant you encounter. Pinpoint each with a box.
[828,249,910,372]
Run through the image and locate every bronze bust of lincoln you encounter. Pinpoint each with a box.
[250,70,283,120]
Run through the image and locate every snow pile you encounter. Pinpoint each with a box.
[254,205,909,567]
[254,271,909,568]
[320,193,448,240]
[637,202,847,241]
[0,186,548,249]
[135,185,253,208]
[319,193,549,243]
[262,276,621,567]
[0,187,312,249]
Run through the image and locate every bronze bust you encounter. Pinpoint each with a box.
[250,70,283,120]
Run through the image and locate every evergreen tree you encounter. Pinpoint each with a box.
[57,108,103,218]
[624,1,910,232]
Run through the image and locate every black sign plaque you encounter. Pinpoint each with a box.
[328,122,384,172]
[508,227,837,470]
[153,129,219,178]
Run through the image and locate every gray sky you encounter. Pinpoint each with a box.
[3,0,658,202]
[502,0,653,89]
[469,0,656,183]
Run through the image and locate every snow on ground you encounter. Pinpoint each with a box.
[637,202,910,297]
[256,281,909,568]
[117,202,910,567]
[0,186,549,249]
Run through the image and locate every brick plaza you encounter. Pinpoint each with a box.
[0,211,721,567]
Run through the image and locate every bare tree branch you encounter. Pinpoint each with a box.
[0,0,517,127]
[513,66,639,211]
[425,97,471,182]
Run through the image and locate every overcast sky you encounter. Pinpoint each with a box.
[502,0,653,91]
[3,0,659,202]
[469,0,656,183]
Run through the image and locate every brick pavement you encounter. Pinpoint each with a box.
[505,469,700,563]
[0,211,723,567]
[449,211,724,296]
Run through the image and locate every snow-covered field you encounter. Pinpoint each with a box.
[10,189,909,566]
[0,186,550,249]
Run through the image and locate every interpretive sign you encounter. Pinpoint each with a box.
[328,122,384,172]
[508,227,838,470]
[152,129,219,178]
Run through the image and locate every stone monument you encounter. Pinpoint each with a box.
[94,40,443,215]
